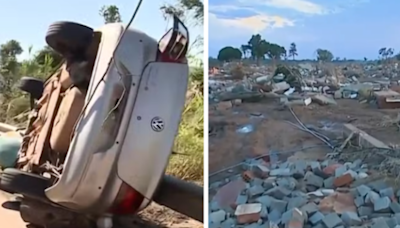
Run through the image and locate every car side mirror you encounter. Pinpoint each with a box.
[158,15,189,61]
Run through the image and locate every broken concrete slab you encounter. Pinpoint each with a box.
[341,211,362,226]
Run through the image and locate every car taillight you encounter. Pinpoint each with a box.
[109,182,144,215]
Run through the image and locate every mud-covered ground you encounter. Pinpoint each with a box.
[209,99,400,174]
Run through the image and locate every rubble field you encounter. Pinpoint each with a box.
[209,96,400,228]
[209,61,400,228]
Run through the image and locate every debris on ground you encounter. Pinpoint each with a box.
[209,61,400,228]
[209,151,400,228]
[209,61,400,112]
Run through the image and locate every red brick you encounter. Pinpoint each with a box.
[236,212,260,224]
[242,170,255,182]
[334,173,354,187]
[323,164,343,175]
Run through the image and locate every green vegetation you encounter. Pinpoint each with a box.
[0,2,204,182]
[217,46,242,62]
[214,33,337,64]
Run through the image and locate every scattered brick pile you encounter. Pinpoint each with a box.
[209,158,400,228]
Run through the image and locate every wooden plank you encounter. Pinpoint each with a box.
[343,123,390,149]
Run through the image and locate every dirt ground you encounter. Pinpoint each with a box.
[209,99,400,174]
[0,192,202,228]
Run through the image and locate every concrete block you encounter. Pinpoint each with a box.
[270,198,287,213]
[323,176,334,189]
[287,197,308,210]
[270,168,292,176]
[385,217,398,228]
[368,180,389,192]
[354,196,364,207]
[236,194,249,205]
[313,168,330,179]
[371,217,390,228]
[391,202,400,214]
[310,161,321,171]
[276,177,298,191]
[262,180,275,191]
[210,201,220,212]
[322,213,343,228]
[349,159,362,170]
[358,206,373,217]
[220,218,235,228]
[256,195,273,207]
[341,211,362,226]
[301,202,319,216]
[380,187,395,198]
[251,178,264,187]
[295,160,308,172]
[334,165,347,177]
[252,164,270,178]
[210,210,227,224]
[265,186,292,200]
[311,224,324,228]
[268,209,282,224]
[309,211,324,225]
[282,208,305,225]
[259,206,268,218]
[365,191,380,204]
[306,173,324,188]
[374,197,391,213]
[356,184,372,197]
[248,185,265,198]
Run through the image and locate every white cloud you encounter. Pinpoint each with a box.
[209,13,295,37]
[237,0,328,15]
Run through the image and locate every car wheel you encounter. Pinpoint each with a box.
[45,21,93,57]
[18,77,44,100]
[0,168,50,200]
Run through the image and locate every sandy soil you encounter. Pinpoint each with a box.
[209,99,400,173]
[0,192,202,228]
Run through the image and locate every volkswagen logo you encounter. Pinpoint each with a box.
[151,117,164,132]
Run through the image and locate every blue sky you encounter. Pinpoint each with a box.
[209,0,400,59]
[0,0,202,60]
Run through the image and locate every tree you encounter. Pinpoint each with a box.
[160,0,203,25]
[217,47,242,62]
[387,48,394,58]
[379,47,387,59]
[265,43,286,62]
[34,46,63,68]
[288,42,298,60]
[0,40,23,76]
[246,34,268,65]
[241,44,251,59]
[316,49,333,62]
[0,40,23,58]
[99,5,122,24]
[160,0,203,54]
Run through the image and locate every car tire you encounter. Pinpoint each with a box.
[0,168,50,200]
[45,21,93,57]
[18,77,44,100]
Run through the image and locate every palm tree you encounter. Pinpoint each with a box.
[288,42,298,60]
[379,47,387,60]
